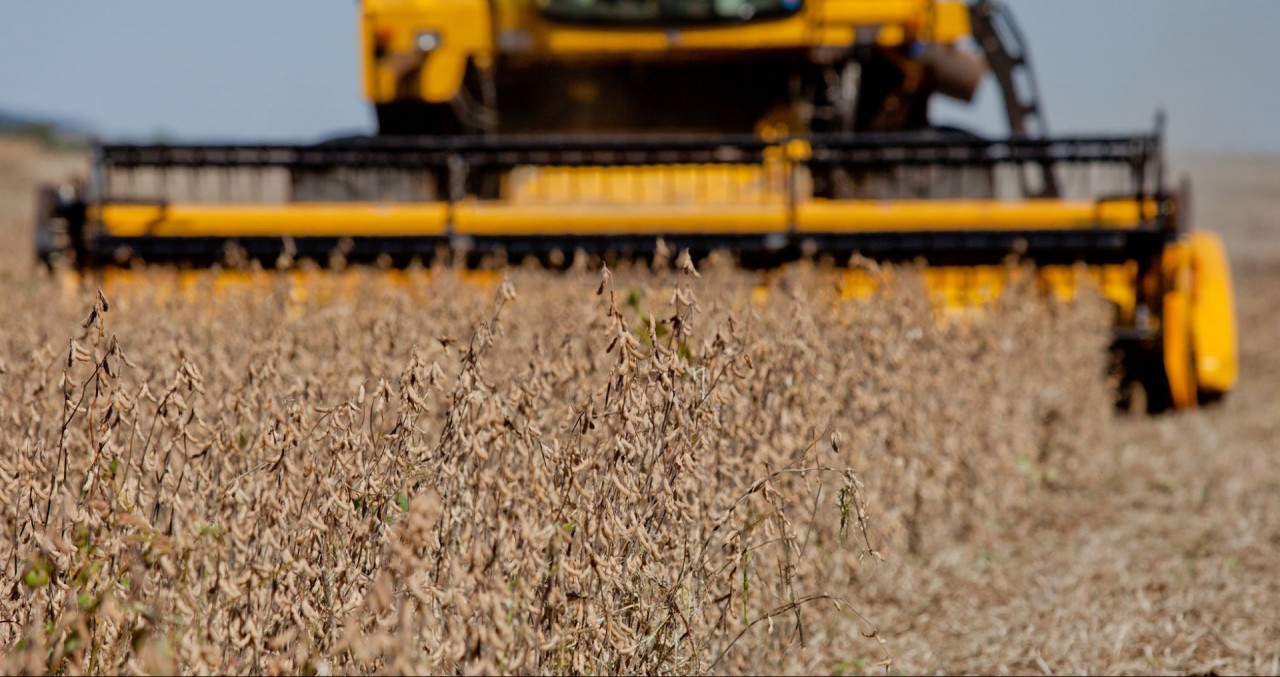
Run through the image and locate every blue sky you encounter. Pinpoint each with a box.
[2,1,1278,152]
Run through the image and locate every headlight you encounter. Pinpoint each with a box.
[414,30,441,53]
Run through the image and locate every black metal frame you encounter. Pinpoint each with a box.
[85,228,1170,270]
[96,131,1158,172]
[49,129,1173,270]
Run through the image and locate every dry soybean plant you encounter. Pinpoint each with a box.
[0,256,1111,675]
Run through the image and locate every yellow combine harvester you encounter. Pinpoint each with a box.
[34,0,1236,412]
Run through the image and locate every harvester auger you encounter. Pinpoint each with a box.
[34,0,1237,412]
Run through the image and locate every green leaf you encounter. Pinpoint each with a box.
[23,560,51,588]
[64,631,80,653]
[394,493,409,512]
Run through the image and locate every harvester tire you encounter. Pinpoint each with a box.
[1139,362,1176,415]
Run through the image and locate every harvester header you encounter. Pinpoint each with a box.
[33,0,1237,413]
[52,131,1167,267]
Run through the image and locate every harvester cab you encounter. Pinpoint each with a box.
[34,0,1238,412]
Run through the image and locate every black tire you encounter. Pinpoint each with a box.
[1112,340,1175,415]
[1198,387,1227,408]
[1140,365,1176,415]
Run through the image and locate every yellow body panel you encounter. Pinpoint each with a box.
[96,204,450,238]
[929,1,973,42]
[363,0,492,103]
[510,0,972,54]
[507,164,788,205]
[1154,230,1240,407]
[453,203,787,235]
[838,263,1139,317]
[96,198,1152,239]
[821,0,971,41]
[820,0,932,25]
[1189,231,1238,394]
[1161,242,1198,409]
[542,17,813,53]
[796,199,1152,233]
[366,0,972,103]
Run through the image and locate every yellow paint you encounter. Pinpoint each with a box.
[929,1,973,43]
[453,203,788,235]
[1189,231,1238,395]
[461,269,506,289]
[507,164,789,205]
[814,24,856,47]
[820,0,929,26]
[875,24,906,47]
[796,199,1152,232]
[366,0,973,104]
[1161,242,1197,410]
[543,16,812,53]
[95,266,456,307]
[97,203,449,238]
[362,0,492,103]
[836,262,1139,321]
[96,197,1155,240]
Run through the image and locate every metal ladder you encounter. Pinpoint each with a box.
[970,0,1060,197]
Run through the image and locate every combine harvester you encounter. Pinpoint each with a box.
[34,0,1235,412]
